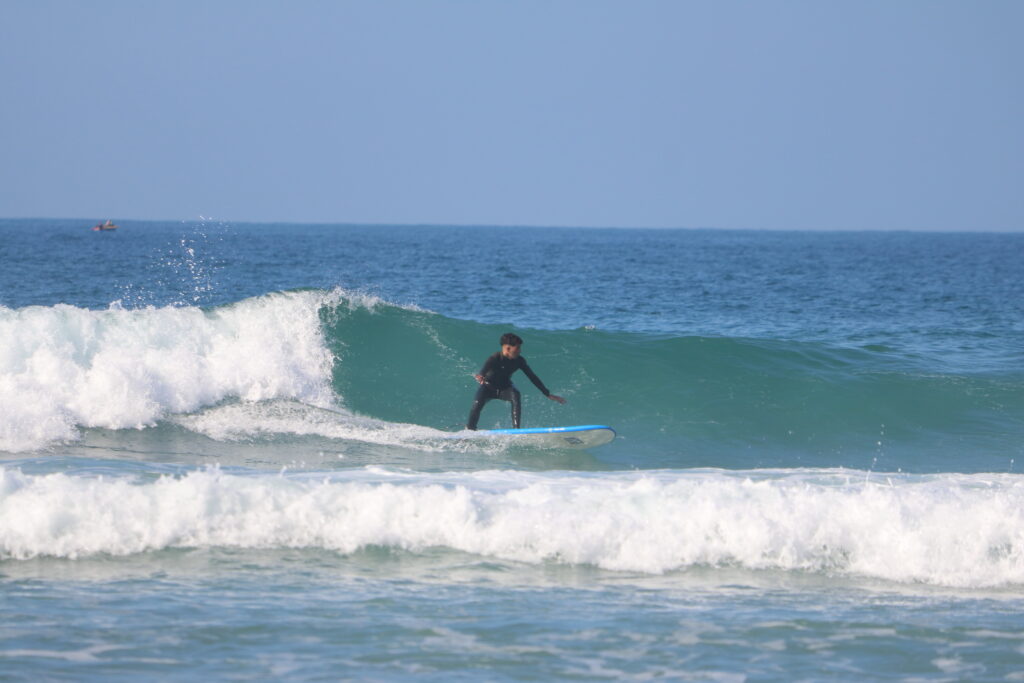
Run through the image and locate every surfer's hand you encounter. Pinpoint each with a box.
[474,374,485,385]
[549,394,567,405]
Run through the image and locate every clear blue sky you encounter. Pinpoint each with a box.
[1,0,1021,230]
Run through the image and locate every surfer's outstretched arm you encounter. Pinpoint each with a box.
[519,359,566,404]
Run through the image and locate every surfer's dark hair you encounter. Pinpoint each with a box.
[501,333,523,347]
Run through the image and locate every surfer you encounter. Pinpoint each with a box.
[466,333,566,430]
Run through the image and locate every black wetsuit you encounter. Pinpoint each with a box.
[466,352,551,430]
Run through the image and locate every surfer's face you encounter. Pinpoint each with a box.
[501,344,521,359]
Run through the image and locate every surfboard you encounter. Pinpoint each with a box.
[457,425,616,449]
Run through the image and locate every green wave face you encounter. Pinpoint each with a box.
[320,293,1023,471]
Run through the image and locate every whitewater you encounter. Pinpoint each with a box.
[5,465,1024,589]
[2,219,1024,680]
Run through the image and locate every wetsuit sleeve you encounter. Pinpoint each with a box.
[518,358,551,397]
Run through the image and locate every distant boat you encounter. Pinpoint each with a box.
[92,220,118,231]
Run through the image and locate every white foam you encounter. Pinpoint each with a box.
[172,400,453,451]
[3,467,1023,588]
[0,291,339,452]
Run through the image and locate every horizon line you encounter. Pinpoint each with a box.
[1,215,1021,234]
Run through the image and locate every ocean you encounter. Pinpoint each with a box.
[1,218,1023,680]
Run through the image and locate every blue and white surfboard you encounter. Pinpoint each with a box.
[465,425,616,449]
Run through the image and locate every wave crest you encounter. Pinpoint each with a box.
[0,291,340,451]
[3,467,1023,588]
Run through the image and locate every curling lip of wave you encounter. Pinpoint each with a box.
[0,290,358,452]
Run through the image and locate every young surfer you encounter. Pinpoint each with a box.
[466,333,567,430]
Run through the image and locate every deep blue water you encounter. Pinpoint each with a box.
[2,218,1024,680]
